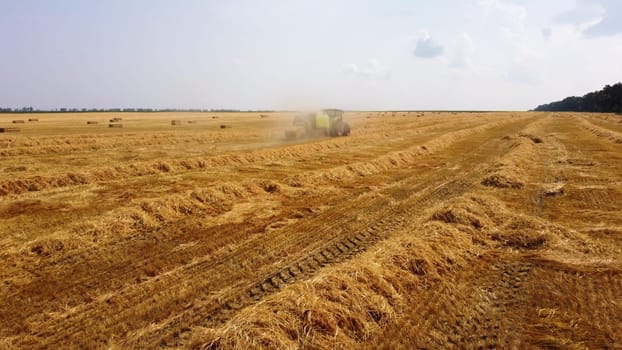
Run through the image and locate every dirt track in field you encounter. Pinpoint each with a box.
[1,111,621,349]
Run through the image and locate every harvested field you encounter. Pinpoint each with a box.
[1,111,621,349]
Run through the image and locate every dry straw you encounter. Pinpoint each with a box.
[190,189,607,349]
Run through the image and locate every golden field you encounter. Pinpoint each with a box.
[1,111,621,349]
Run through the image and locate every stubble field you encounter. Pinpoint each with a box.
[1,111,621,349]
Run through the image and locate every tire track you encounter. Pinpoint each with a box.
[2,117,487,328]
[117,179,476,348]
[128,119,535,348]
[522,263,622,348]
[579,115,622,144]
[546,117,622,216]
[414,254,532,349]
[3,117,510,304]
[13,117,537,349]
[2,118,497,297]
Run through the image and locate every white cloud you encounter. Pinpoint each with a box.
[478,0,527,38]
[449,33,474,70]
[414,37,445,58]
[477,0,545,84]
[406,29,445,59]
[478,0,526,19]
[555,1,604,27]
[554,0,622,37]
[583,0,622,37]
[342,59,390,79]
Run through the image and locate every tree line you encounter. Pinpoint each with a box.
[534,82,622,113]
[0,107,274,113]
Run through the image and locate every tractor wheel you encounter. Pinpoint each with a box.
[332,121,344,137]
[342,122,351,136]
[329,127,338,137]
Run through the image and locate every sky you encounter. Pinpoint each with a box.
[1,0,622,111]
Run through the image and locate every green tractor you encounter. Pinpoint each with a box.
[285,109,351,139]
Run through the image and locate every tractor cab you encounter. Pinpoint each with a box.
[286,109,350,139]
[319,109,350,137]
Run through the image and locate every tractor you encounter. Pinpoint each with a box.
[285,109,350,139]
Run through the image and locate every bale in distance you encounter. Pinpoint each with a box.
[0,127,20,133]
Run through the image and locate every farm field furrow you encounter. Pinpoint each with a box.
[1,111,621,349]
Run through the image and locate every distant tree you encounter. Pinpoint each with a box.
[535,82,622,113]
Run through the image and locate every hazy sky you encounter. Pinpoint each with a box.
[1,0,622,110]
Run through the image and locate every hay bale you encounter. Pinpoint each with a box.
[481,174,524,189]
[12,120,25,124]
[0,127,20,133]
[171,120,182,126]
[544,183,565,197]
[108,123,123,128]
[212,116,219,119]
[28,118,39,122]
[220,124,232,129]
[260,114,269,118]
[110,117,123,122]
[86,121,99,125]
[3,166,27,172]
[187,120,197,124]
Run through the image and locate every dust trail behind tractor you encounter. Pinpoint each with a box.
[285,109,350,140]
